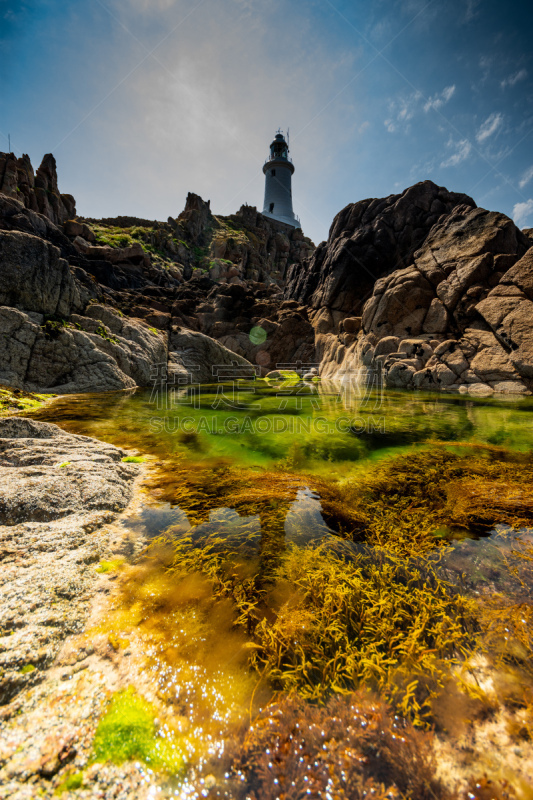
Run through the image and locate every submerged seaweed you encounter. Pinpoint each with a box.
[206,691,453,800]
[29,387,533,791]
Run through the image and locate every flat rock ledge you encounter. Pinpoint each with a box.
[0,418,139,707]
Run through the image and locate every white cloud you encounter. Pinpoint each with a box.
[384,91,422,132]
[440,138,472,168]
[513,199,533,228]
[464,0,481,22]
[386,84,455,130]
[519,166,533,190]
[424,84,455,112]
[501,69,528,89]
[476,112,504,143]
[478,55,493,82]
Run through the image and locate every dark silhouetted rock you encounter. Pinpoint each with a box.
[285,181,476,314]
[0,230,88,317]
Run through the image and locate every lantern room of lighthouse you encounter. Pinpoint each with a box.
[262,130,301,228]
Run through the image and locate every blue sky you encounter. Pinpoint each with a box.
[1,0,532,244]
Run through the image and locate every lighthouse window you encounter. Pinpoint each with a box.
[271,169,276,177]
[269,203,275,213]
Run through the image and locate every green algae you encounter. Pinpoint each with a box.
[328,444,533,555]
[0,385,52,416]
[92,560,264,769]
[121,455,145,463]
[131,444,533,726]
[252,545,476,720]
[92,687,184,774]
[142,443,533,559]
[31,384,533,483]
[55,772,84,794]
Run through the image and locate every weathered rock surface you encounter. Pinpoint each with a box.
[476,248,533,382]
[306,189,533,394]
[0,230,88,317]
[0,417,139,705]
[177,284,316,372]
[0,152,75,226]
[0,219,259,392]
[362,206,530,339]
[285,180,476,314]
[0,150,315,393]
[168,327,258,384]
[2,148,533,395]
[0,303,167,393]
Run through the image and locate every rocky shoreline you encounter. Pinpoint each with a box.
[2,409,533,798]
[1,151,533,398]
[0,416,159,798]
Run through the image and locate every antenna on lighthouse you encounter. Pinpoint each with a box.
[287,128,290,150]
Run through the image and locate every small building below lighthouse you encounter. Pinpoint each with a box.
[262,130,301,228]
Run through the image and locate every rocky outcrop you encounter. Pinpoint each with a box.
[0,417,139,703]
[285,180,475,314]
[0,187,261,393]
[319,202,533,395]
[0,287,260,393]
[0,152,75,226]
[170,283,315,372]
[177,192,213,244]
[0,230,89,317]
[0,150,316,389]
[168,327,257,383]
[3,148,533,395]
[0,191,76,257]
[476,247,533,382]
[0,300,168,394]
[362,206,530,339]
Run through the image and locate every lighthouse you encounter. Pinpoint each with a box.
[262,130,300,228]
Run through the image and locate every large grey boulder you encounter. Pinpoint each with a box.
[0,304,167,393]
[285,180,476,314]
[0,229,87,316]
[169,326,256,383]
[0,417,136,525]
[363,206,530,339]
[476,248,533,381]
[0,307,42,388]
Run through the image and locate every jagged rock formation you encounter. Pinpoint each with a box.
[361,206,529,339]
[2,150,533,395]
[0,157,257,393]
[0,152,75,226]
[0,286,256,393]
[0,229,89,317]
[303,186,533,395]
[78,194,314,291]
[285,181,475,314]
[0,151,317,391]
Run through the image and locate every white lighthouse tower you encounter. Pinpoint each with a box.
[262,130,300,228]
